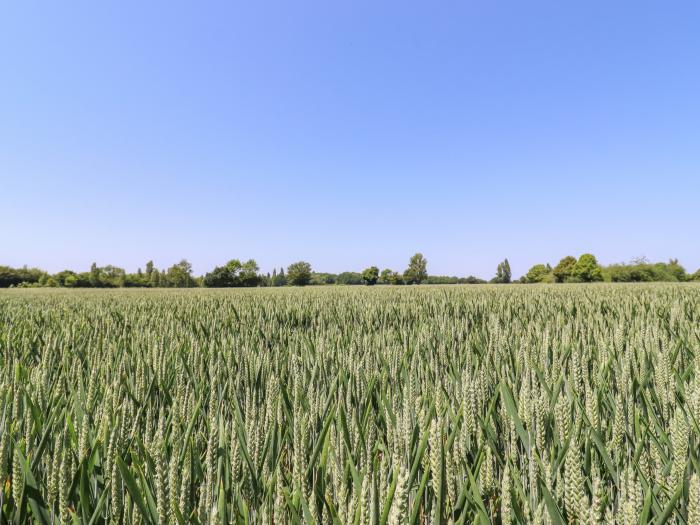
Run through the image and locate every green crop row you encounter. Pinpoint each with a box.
[1,284,699,524]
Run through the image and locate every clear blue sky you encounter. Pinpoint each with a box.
[2,1,699,279]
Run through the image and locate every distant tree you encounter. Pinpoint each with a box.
[287,261,312,286]
[203,259,259,287]
[524,264,550,283]
[166,259,196,287]
[83,265,121,287]
[362,266,380,285]
[311,273,337,285]
[145,260,154,276]
[54,270,78,287]
[603,258,687,283]
[89,262,101,287]
[667,258,687,282]
[692,269,700,281]
[572,254,603,282]
[272,267,287,287]
[552,256,577,283]
[0,266,45,287]
[388,271,404,285]
[492,258,512,283]
[404,253,428,284]
[379,269,393,284]
[240,259,261,287]
[336,272,363,285]
[124,271,147,287]
[203,265,235,287]
[424,275,459,284]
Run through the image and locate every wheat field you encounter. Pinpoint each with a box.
[1,284,699,524]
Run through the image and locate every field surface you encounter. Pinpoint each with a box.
[1,285,700,524]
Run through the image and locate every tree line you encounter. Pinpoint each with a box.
[520,254,696,283]
[1,252,699,288]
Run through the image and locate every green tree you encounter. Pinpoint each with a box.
[54,270,78,287]
[503,258,511,283]
[272,267,287,287]
[379,269,393,284]
[150,269,160,287]
[336,272,362,285]
[203,264,236,287]
[0,266,46,287]
[89,262,101,287]
[666,258,687,282]
[388,271,404,285]
[311,273,337,285]
[524,264,550,283]
[361,266,379,285]
[492,258,512,283]
[145,260,154,276]
[553,256,577,283]
[240,259,260,287]
[403,253,428,284]
[572,254,603,282]
[203,259,258,287]
[166,259,196,287]
[287,261,312,286]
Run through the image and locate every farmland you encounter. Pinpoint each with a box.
[1,285,700,524]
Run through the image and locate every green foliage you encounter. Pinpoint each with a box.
[361,266,380,285]
[203,259,260,287]
[380,269,404,285]
[310,272,336,285]
[553,256,577,283]
[336,272,363,285]
[272,267,287,287]
[0,265,46,287]
[572,253,603,282]
[424,275,486,284]
[379,268,394,284]
[287,261,312,286]
[403,253,428,284]
[89,261,101,286]
[524,263,551,283]
[492,258,512,283]
[0,254,695,289]
[603,258,688,283]
[165,259,196,287]
[666,258,687,281]
[239,259,261,287]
